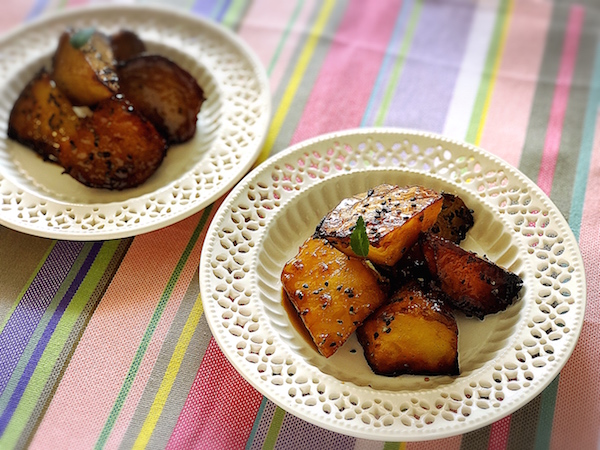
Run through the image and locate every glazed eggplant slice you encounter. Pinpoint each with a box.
[8,70,79,162]
[52,29,119,106]
[421,233,523,319]
[315,184,444,266]
[357,281,459,376]
[110,29,146,63]
[59,96,167,190]
[281,237,389,358]
[117,54,205,144]
[429,193,474,243]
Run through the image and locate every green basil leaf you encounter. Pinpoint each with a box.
[350,216,369,257]
[70,28,95,49]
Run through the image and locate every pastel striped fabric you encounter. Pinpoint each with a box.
[0,0,599,449]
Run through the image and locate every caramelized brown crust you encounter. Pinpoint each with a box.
[8,70,79,162]
[429,193,474,243]
[110,29,146,63]
[281,237,388,358]
[421,233,523,319]
[357,282,459,376]
[315,184,443,266]
[59,96,167,190]
[117,54,205,144]
[52,30,118,106]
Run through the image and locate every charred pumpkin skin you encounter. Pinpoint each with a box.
[7,70,79,162]
[357,281,459,376]
[315,184,443,266]
[421,233,523,319]
[281,237,388,358]
[429,193,474,243]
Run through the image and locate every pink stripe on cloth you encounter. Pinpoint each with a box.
[406,435,462,450]
[549,115,600,450]
[166,338,263,449]
[0,0,34,34]
[478,0,552,168]
[537,5,584,195]
[487,415,510,450]
[237,0,300,87]
[104,209,217,450]
[29,214,203,450]
[290,0,402,144]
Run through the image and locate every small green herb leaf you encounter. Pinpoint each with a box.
[70,28,95,49]
[350,216,369,257]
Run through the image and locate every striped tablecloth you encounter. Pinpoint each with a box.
[0,0,598,449]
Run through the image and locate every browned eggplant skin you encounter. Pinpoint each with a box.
[117,54,205,144]
[110,29,147,63]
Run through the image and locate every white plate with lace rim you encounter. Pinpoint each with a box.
[0,5,270,240]
[199,128,586,440]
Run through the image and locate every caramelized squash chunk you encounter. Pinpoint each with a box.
[59,96,167,190]
[281,237,388,358]
[421,233,523,319]
[357,282,459,376]
[52,29,118,106]
[315,184,443,266]
[117,55,205,144]
[429,193,474,243]
[7,70,79,162]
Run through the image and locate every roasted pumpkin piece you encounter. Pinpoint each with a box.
[52,29,119,106]
[8,70,79,162]
[281,237,389,358]
[357,282,459,376]
[315,184,444,266]
[429,193,474,243]
[110,29,146,63]
[116,54,205,144]
[421,233,523,319]
[59,96,167,190]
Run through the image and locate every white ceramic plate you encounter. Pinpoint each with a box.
[200,128,586,441]
[0,5,270,240]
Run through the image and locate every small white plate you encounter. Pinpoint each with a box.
[200,128,586,441]
[0,5,270,240]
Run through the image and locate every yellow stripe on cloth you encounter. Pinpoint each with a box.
[474,0,514,146]
[256,0,336,165]
[132,294,205,449]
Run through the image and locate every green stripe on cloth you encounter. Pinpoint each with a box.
[222,0,250,29]
[16,239,132,450]
[533,376,561,450]
[245,397,269,449]
[569,39,600,239]
[267,0,304,76]
[0,240,122,450]
[374,0,423,126]
[518,4,570,182]
[0,243,95,414]
[0,236,55,335]
[94,207,212,450]
[464,0,511,145]
[262,406,286,450]
[547,6,594,219]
